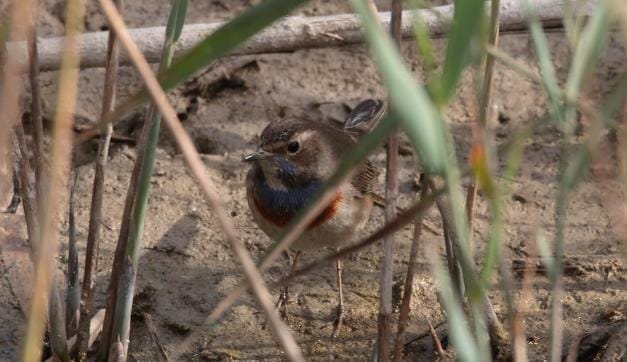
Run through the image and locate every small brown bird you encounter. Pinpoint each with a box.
[243,99,385,336]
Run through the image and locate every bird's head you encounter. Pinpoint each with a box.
[243,119,341,189]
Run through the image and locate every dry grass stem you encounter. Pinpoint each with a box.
[26,2,45,198]
[392,176,427,362]
[99,66,154,362]
[376,0,400,357]
[356,0,402,357]
[21,0,85,359]
[97,0,304,359]
[77,0,123,358]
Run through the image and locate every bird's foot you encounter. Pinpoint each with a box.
[276,286,290,321]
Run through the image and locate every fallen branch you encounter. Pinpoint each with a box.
[6,0,596,72]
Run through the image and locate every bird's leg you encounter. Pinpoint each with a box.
[276,250,300,320]
[332,255,344,338]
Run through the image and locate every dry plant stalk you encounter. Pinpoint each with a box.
[21,0,85,359]
[26,3,45,198]
[77,0,123,359]
[97,0,304,359]
[377,0,401,359]
[392,176,428,362]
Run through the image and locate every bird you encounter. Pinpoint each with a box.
[243,99,385,337]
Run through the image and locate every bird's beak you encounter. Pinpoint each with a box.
[242,149,272,163]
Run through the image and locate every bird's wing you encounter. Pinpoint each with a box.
[352,160,380,195]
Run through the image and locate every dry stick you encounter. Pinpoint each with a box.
[21,0,85,359]
[97,1,305,360]
[7,0,594,72]
[376,0,401,359]
[392,177,427,362]
[76,1,122,360]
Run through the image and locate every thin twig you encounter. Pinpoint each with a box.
[97,1,305,360]
[377,0,401,359]
[21,0,85,359]
[392,176,427,362]
[76,0,122,359]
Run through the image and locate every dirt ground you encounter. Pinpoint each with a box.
[1,1,625,361]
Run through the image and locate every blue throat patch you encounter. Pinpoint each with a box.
[253,167,322,219]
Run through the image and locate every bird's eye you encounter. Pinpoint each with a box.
[287,141,300,154]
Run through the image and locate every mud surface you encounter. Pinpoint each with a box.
[1,1,625,361]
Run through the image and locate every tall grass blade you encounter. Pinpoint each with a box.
[430,249,480,362]
[524,0,564,123]
[550,4,613,361]
[66,172,80,337]
[408,0,437,85]
[564,3,610,111]
[107,0,188,357]
[437,0,484,104]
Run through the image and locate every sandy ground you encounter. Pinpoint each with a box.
[1,1,626,361]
